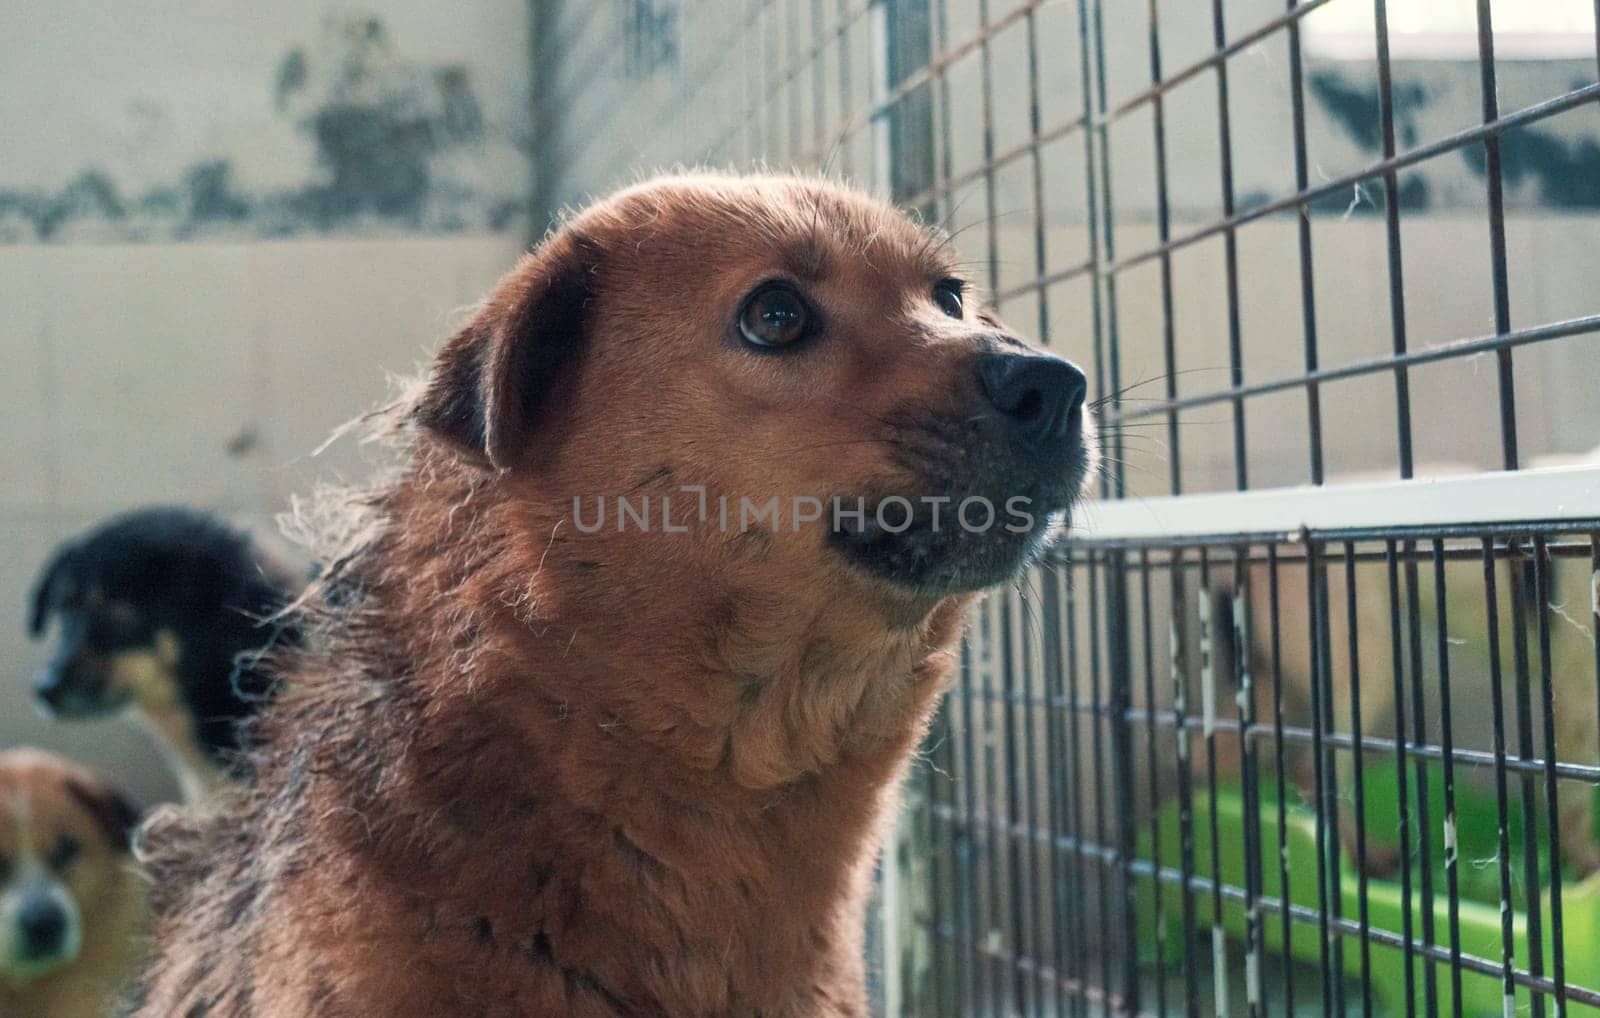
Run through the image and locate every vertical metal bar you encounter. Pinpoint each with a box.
[1144,0,1182,496]
[1343,543,1373,1018]
[1533,537,1567,1017]
[1022,593,1048,1018]
[975,0,998,298]
[1473,0,1520,471]
[1587,531,1600,771]
[1481,538,1519,1016]
[1268,546,1296,1017]
[1404,543,1438,1016]
[835,0,855,179]
[1509,545,1547,1018]
[1207,0,1247,491]
[1198,549,1228,1018]
[884,0,935,204]
[1587,0,1600,78]
[810,0,827,157]
[1065,559,1090,1018]
[1044,559,1073,1018]
[1023,0,1051,351]
[1089,0,1124,501]
[1170,546,1201,1018]
[1593,533,1600,781]
[959,636,986,1017]
[1000,577,1028,1015]
[1319,553,1344,1015]
[868,1,891,195]
[1076,0,1110,502]
[1285,0,1325,484]
[924,700,952,1016]
[1305,539,1336,1018]
[978,597,1005,1017]
[787,0,803,160]
[1109,553,1141,1016]
[1082,7,1117,1010]
[1021,13,1054,1009]
[527,0,564,236]
[1385,541,1418,1018]
[1089,0,1137,983]
[1235,547,1264,1018]
[757,5,774,166]
[1433,540,1466,1018]
[943,703,965,1018]
[1372,0,1415,480]
[1139,549,1170,1018]
[1088,557,1115,1008]
[931,0,952,199]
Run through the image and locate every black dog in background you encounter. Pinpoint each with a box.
[27,507,301,802]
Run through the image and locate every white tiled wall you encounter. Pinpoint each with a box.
[0,235,525,805]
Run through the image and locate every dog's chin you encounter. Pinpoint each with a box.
[0,944,81,987]
[34,688,130,721]
[0,922,83,987]
[829,495,1073,598]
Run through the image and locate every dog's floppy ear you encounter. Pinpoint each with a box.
[416,229,599,469]
[28,544,79,637]
[64,772,142,853]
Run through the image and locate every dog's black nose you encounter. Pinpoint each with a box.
[18,897,68,953]
[976,351,1087,444]
[32,667,65,709]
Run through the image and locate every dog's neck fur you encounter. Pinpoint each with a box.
[290,463,971,1016]
[133,703,221,806]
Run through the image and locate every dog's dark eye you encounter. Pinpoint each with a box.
[738,284,810,348]
[933,280,964,319]
[49,835,80,870]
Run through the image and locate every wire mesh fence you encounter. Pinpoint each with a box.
[533,0,1600,1014]
[918,523,1600,1017]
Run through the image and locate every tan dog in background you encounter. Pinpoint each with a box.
[0,748,144,1018]
[128,172,1093,1016]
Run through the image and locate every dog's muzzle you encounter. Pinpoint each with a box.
[0,880,83,984]
[830,347,1093,595]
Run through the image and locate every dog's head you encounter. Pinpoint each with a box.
[0,749,138,987]
[416,173,1093,606]
[27,507,278,724]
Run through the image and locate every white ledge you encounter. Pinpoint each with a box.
[1071,465,1600,542]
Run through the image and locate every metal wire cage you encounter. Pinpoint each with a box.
[532,0,1600,1014]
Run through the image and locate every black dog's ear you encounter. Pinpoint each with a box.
[416,230,599,470]
[28,544,78,637]
[64,773,142,853]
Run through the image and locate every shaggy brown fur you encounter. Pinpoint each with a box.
[0,749,145,1018]
[126,173,1091,1017]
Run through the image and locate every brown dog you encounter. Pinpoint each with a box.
[0,749,144,1018]
[127,172,1092,1017]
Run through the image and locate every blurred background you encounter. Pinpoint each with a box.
[2,3,535,805]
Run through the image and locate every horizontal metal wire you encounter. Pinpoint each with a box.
[945,692,1600,784]
[921,819,1600,1007]
[1108,81,1600,276]
[1106,313,1600,427]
